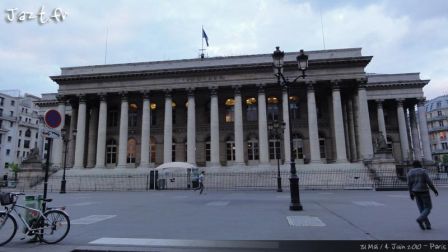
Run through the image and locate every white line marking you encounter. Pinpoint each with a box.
[173,196,189,199]
[69,202,96,207]
[206,201,229,206]
[89,238,279,249]
[287,216,326,227]
[352,201,385,207]
[71,215,116,225]
[387,195,408,198]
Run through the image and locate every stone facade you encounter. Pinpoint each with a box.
[425,95,448,162]
[48,48,431,170]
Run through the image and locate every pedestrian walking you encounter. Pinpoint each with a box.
[407,160,439,230]
[194,171,205,194]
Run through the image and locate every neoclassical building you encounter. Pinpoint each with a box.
[425,95,448,162]
[48,48,432,170]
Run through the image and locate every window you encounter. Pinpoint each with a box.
[6,149,10,155]
[18,139,21,147]
[442,143,448,150]
[10,122,13,127]
[436,102,441,108]
[0,97,3,106]
[0,120,2,128]
[24,140,30,149]
[127,139,136,163]
[225,99,235,123]
[267,96,279,121]
[292,138,304,159]
[106,139,117,164]
[269,140,281,160]
[226,141,235,161]
[245,97,257,121]
[439,121,444,127]
[247,139,259,161]
[438,111,443,116]
[35,132,38,139]
[172,143,176,162]
[10,111,13,116]
[150,141,156,163]
[10,100,14,106]
[440,132,447,141]
[19,130,22,136]
[4,163,9,168]
[0,108,3,116]
[205,142,211,162]
[108,110,118,127]
[25,129,31,137]
[289,96,300,120]
[319,138,326,159]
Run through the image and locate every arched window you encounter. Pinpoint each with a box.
[106,139,117,164]
[267,96,279,121]
[225,98,235,123]
[25,129,31,137]
[245,97,257,121]
[247,138,259,161]
[269,139,281,160]
[292,137,304,160]
[127,138,137,163]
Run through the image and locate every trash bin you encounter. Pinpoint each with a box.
[157,178,166,190]
[24,195,43,227]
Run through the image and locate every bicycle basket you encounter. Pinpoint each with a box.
[0,192,14,206]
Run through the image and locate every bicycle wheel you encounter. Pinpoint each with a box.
[40,210,70,244]
[0,212,17,246]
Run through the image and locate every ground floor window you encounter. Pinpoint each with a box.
[269,140,281,160]
[205,142,211,161]
[127,139,136,163]
[226,141,235,161]
[292,138,304,159]
[319,138,326,159]
[247,140,259,160]
[106,139,117,164]
[172,144,176,162]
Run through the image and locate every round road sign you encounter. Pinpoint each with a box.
[44,109,62,129]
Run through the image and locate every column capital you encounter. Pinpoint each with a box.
[209,86,218,96]
[281,85,288,93]
[376,99,384,107]
[331,80,341,91]
[141,91,150,99]
[99,93,107,101]
[78,94,87,103]
[56,95,66,104]
[120,92,128,101]
[306,81,316,91]
[356,78,368,88]
[164,89,172,98]
[396,98,405,106]
[257,84,265,94]
[233,85,242,95]
[417,98,426,106]
[187,88,195,97]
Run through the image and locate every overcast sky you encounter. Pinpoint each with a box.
[0,0,447,99]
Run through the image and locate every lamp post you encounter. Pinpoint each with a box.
[272,46,308,211]
[268,120,286,192]
[60,128,70,193]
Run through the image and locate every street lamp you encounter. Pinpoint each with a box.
[272,46,308,211]
[60,128,70,193]
[268,120,285,192]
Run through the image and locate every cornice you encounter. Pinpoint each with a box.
[366,80,429,89]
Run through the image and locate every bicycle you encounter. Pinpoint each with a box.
[0,192,70,246]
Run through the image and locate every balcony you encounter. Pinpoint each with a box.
[0,114,17,122]
[427,115,448,122]
[432,148,448,155]
[428,125,448,133]
[18,120,39,129]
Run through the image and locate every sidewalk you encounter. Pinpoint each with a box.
[2,189,447,251]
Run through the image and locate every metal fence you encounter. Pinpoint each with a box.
[2,167,447,193]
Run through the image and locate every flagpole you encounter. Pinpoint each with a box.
[201,25,204,59]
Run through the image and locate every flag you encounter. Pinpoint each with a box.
[202,28,209,47]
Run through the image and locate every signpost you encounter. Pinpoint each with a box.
[42,109,62,213]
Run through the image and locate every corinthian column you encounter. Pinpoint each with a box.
[139,92,151,169]
[409,104,422,160]
[234,86,244,165]
[307,82,321,163]
[356,80,374,159]
[86,106,99,168]
[210,88,220,166]
[187,89,196,165]
[257,85,269,164]
[376,100,387,141]
[51,96,66,168]
[331,81,347,162]
[163,91,173,163]
[95,94,107,169]
[397,99,410,161]
[73,95,87,169]
[282,86,291,163]
[117,93,128,168]
[418,99,432,161]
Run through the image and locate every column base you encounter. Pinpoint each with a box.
[93,165,106,169]
[137,163,150,169]
[335,159,348,163]
[72,165,84,169]
[309,159,322,164]
[116,164,128,169]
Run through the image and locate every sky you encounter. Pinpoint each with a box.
[0,0,447,100]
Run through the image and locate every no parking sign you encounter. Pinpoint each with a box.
[42,109,62,139]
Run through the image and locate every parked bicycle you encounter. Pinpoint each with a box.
[0,192,70,246]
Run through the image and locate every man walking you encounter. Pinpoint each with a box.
[407,160,439,230]
[194,171,205,194]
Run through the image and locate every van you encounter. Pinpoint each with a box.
[155,162,200,189]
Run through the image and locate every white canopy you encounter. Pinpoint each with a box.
[155,162,196,170]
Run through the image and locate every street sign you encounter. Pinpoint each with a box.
[44,109,62,129]
[42,127,61,139]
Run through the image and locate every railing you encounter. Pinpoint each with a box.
[3,168,448,193]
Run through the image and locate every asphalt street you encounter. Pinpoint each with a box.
[1,188,447,251]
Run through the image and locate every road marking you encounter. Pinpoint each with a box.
[173,196,189,199]
[286,216,326,227]
[387,195,408,198]
[352,201,385,207]
[276,195,290,199]
[206,201,229,206]
[89,238,279,249]
[68,202,96,207]
[71,215,116,225]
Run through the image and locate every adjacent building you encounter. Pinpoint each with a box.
[48,48,432,171]
[425,94,448,162]
[0,91,43,174]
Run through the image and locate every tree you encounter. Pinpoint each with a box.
[442,154,448,165]
[9,163,20,181]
